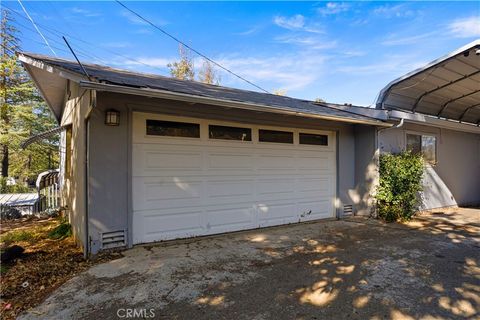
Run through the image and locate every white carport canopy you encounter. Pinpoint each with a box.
[377,40,480,125]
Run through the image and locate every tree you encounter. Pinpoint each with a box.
[167,45,221,85]
[198,59,220,85]
[273,89,287,96]
[167,44,195,81]
[0,9,59,188]
[314,98,325,103]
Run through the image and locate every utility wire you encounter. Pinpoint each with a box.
[17,0,57,57]
[115,0,270,93]
[4,6,170,73]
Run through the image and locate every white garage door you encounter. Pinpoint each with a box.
[132,113,336,244]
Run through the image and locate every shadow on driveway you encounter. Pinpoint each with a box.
[21,208,480,320]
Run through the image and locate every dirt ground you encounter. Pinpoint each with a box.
[0,217,120,320]
[19,208,480,320]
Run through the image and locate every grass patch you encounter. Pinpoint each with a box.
[47,221,72,240]
[1,264,10,274]
[0,230,36,246]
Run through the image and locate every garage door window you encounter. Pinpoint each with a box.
[209,125,252,141]
[146,120,200,138]
[299,133,328,146]
[259,129,293,144]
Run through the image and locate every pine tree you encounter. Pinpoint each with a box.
[0,9,59,189]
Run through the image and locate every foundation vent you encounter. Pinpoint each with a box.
[343,205,354,216]
[101,230,126,249]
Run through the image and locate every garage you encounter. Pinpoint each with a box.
[132,112,336,244]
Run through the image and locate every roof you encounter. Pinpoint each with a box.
[376,40,480,125]
[18,52,389,127]
[36,170,59,190]
[0,193,39,207]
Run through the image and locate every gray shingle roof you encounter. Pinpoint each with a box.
[21,52,386,125]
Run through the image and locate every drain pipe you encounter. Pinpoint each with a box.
[378,117,404,132]
[372,117,404,218]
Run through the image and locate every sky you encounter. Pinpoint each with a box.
[3,1,480,106]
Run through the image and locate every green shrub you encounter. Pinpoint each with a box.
[376,152,424,222]
[48,221,72,240]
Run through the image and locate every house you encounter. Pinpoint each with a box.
[18,40,480,254]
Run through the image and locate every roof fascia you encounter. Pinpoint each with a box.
[389,110,480,134]
[18,53,86,83]
[79,81,392,127]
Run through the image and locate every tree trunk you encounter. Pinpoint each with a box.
[1,144,8,177]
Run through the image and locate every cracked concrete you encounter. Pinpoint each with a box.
[20,208,480,320]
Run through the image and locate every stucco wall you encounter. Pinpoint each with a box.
[379,122,480,210]
[353,125,378,216]
[87,92,378,252]
[59,82,91,252]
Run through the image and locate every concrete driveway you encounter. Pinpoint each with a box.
[21,208,479,320]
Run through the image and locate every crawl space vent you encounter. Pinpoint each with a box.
[101,230,126,249]
[343,205,354,216]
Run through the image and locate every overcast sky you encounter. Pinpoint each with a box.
[4,1,480,106]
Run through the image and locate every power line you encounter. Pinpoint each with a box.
[17,0,57,56]
[4,6,169,73]
[115,0,270,93]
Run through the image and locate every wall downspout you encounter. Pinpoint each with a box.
[84,116,89,258]
[84,90,95,258]
[373,117,404,218]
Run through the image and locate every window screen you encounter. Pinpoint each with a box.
[406,133,436,164]
[299,133,328,146]
[209,125,252,141]
[259,129,293,144]
[146,120,200,138]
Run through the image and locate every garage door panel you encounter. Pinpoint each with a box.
[296,154,334,170]
[206,179,255,206]
[133,177,203,210]
[133,145,203,176]
[258,203,298,226]
[205,206,255,232]
[298,199,332,221]
[133,209,204,243]
[257,154,295,170]
[257,178,296,201]
[207,152,254,170]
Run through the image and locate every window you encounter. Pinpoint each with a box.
[406,133,436,164]
[259,129,293,144]
[209,125,252,141]
[299,133,328,146]
[146,120,200,138]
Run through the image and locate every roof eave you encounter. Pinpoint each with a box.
[79,81,392,127]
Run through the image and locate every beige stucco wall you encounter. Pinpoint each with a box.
[60,81,92,252]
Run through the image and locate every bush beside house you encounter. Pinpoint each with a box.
[376,152,424,222]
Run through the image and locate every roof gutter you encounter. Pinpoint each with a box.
[79,81,392,127]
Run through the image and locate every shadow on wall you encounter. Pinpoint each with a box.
[420,165,457,211]
[154,210,480,320]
